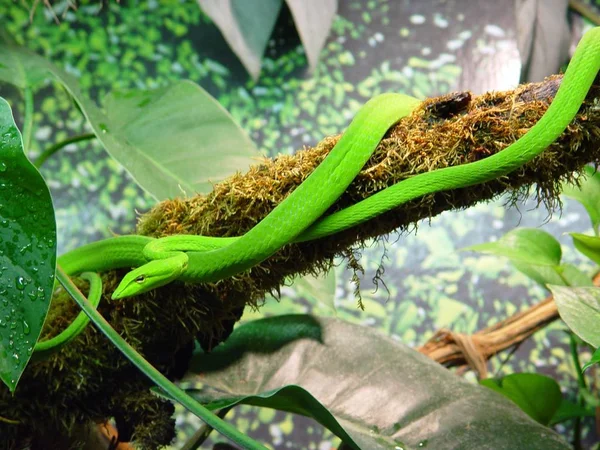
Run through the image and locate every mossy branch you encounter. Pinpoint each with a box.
[138,74,600,307]
[3,75,600,449]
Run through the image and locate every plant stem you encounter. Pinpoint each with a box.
[22,88,34,154]
[55,265,267,450]
[569,333,586,450]
[35,132,96,168]
[180,407,233,450]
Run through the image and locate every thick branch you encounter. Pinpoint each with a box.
[138,74,600,308]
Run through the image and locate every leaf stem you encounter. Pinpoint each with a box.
[180,407,233,450]
[22,88,34,153]
[55,265,267,450]
[35,132,96,168]
[569,333,586,450]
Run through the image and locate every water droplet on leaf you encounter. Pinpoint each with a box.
[15,277,26,290]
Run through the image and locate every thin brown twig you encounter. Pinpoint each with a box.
[418,273,600,375]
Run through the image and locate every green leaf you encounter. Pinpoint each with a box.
[480,373,562,425]
[101,82,261,198]
[549,398,596,425]
[511,262,593,288]
[286,0,338,71]
[549,285,600,347]
[511,261,564,287]
[289,270,336,312]
[0,97,56,392]
[582,346,600,372]
[562,165,600,234]
[464,228,562,266]
[0,45,50,90]
[558,263,594,287]
[570,232,600,266]
[0,43,262,200]
[184,315,570,450]
[197,0,283,79]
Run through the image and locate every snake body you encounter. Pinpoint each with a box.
[57,28,600,303]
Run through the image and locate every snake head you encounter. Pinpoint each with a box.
[112,255,188,300]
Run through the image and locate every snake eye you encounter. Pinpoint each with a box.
[135,275,146,284]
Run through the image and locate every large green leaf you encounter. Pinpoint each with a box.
[183,315,570,450]
[480,373,562,425]
[464,228,562,266]
[0,43,262,200]
[562,165,600,234]
[549,285,600,347]
[197,0,283,79]
[0,98,56,392]
[101,82,260,198]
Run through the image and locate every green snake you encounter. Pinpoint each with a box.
[37,28,600,355]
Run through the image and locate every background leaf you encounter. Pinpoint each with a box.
[514,0,570,82]
[570,232,600,266]
[102,82,262,198]
[512,261,593,288]
[480,373,562,425]
[550,398,596,425]
[464,228,562,266]
[184,315,570,450]
[0,43,262,200]
[197,0,283,80]
[582,347,600,372]
[549,285,600,347]
[0,97,56,392]
[562,166,600,234]
[286,0,338,71]
[288,270,337,312]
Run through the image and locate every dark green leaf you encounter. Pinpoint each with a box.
[562,165,600,234]
[464,228,561,266]
[0,98,56,392]
[549,285,600,347]
[570,232,600,266]
[582,346,600,372]
[480,373,562,425]
[197,0,283,79]
[184,315,570,450]
[0,43,261,200]
[549,398,595,425]
[286,0,338,71]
